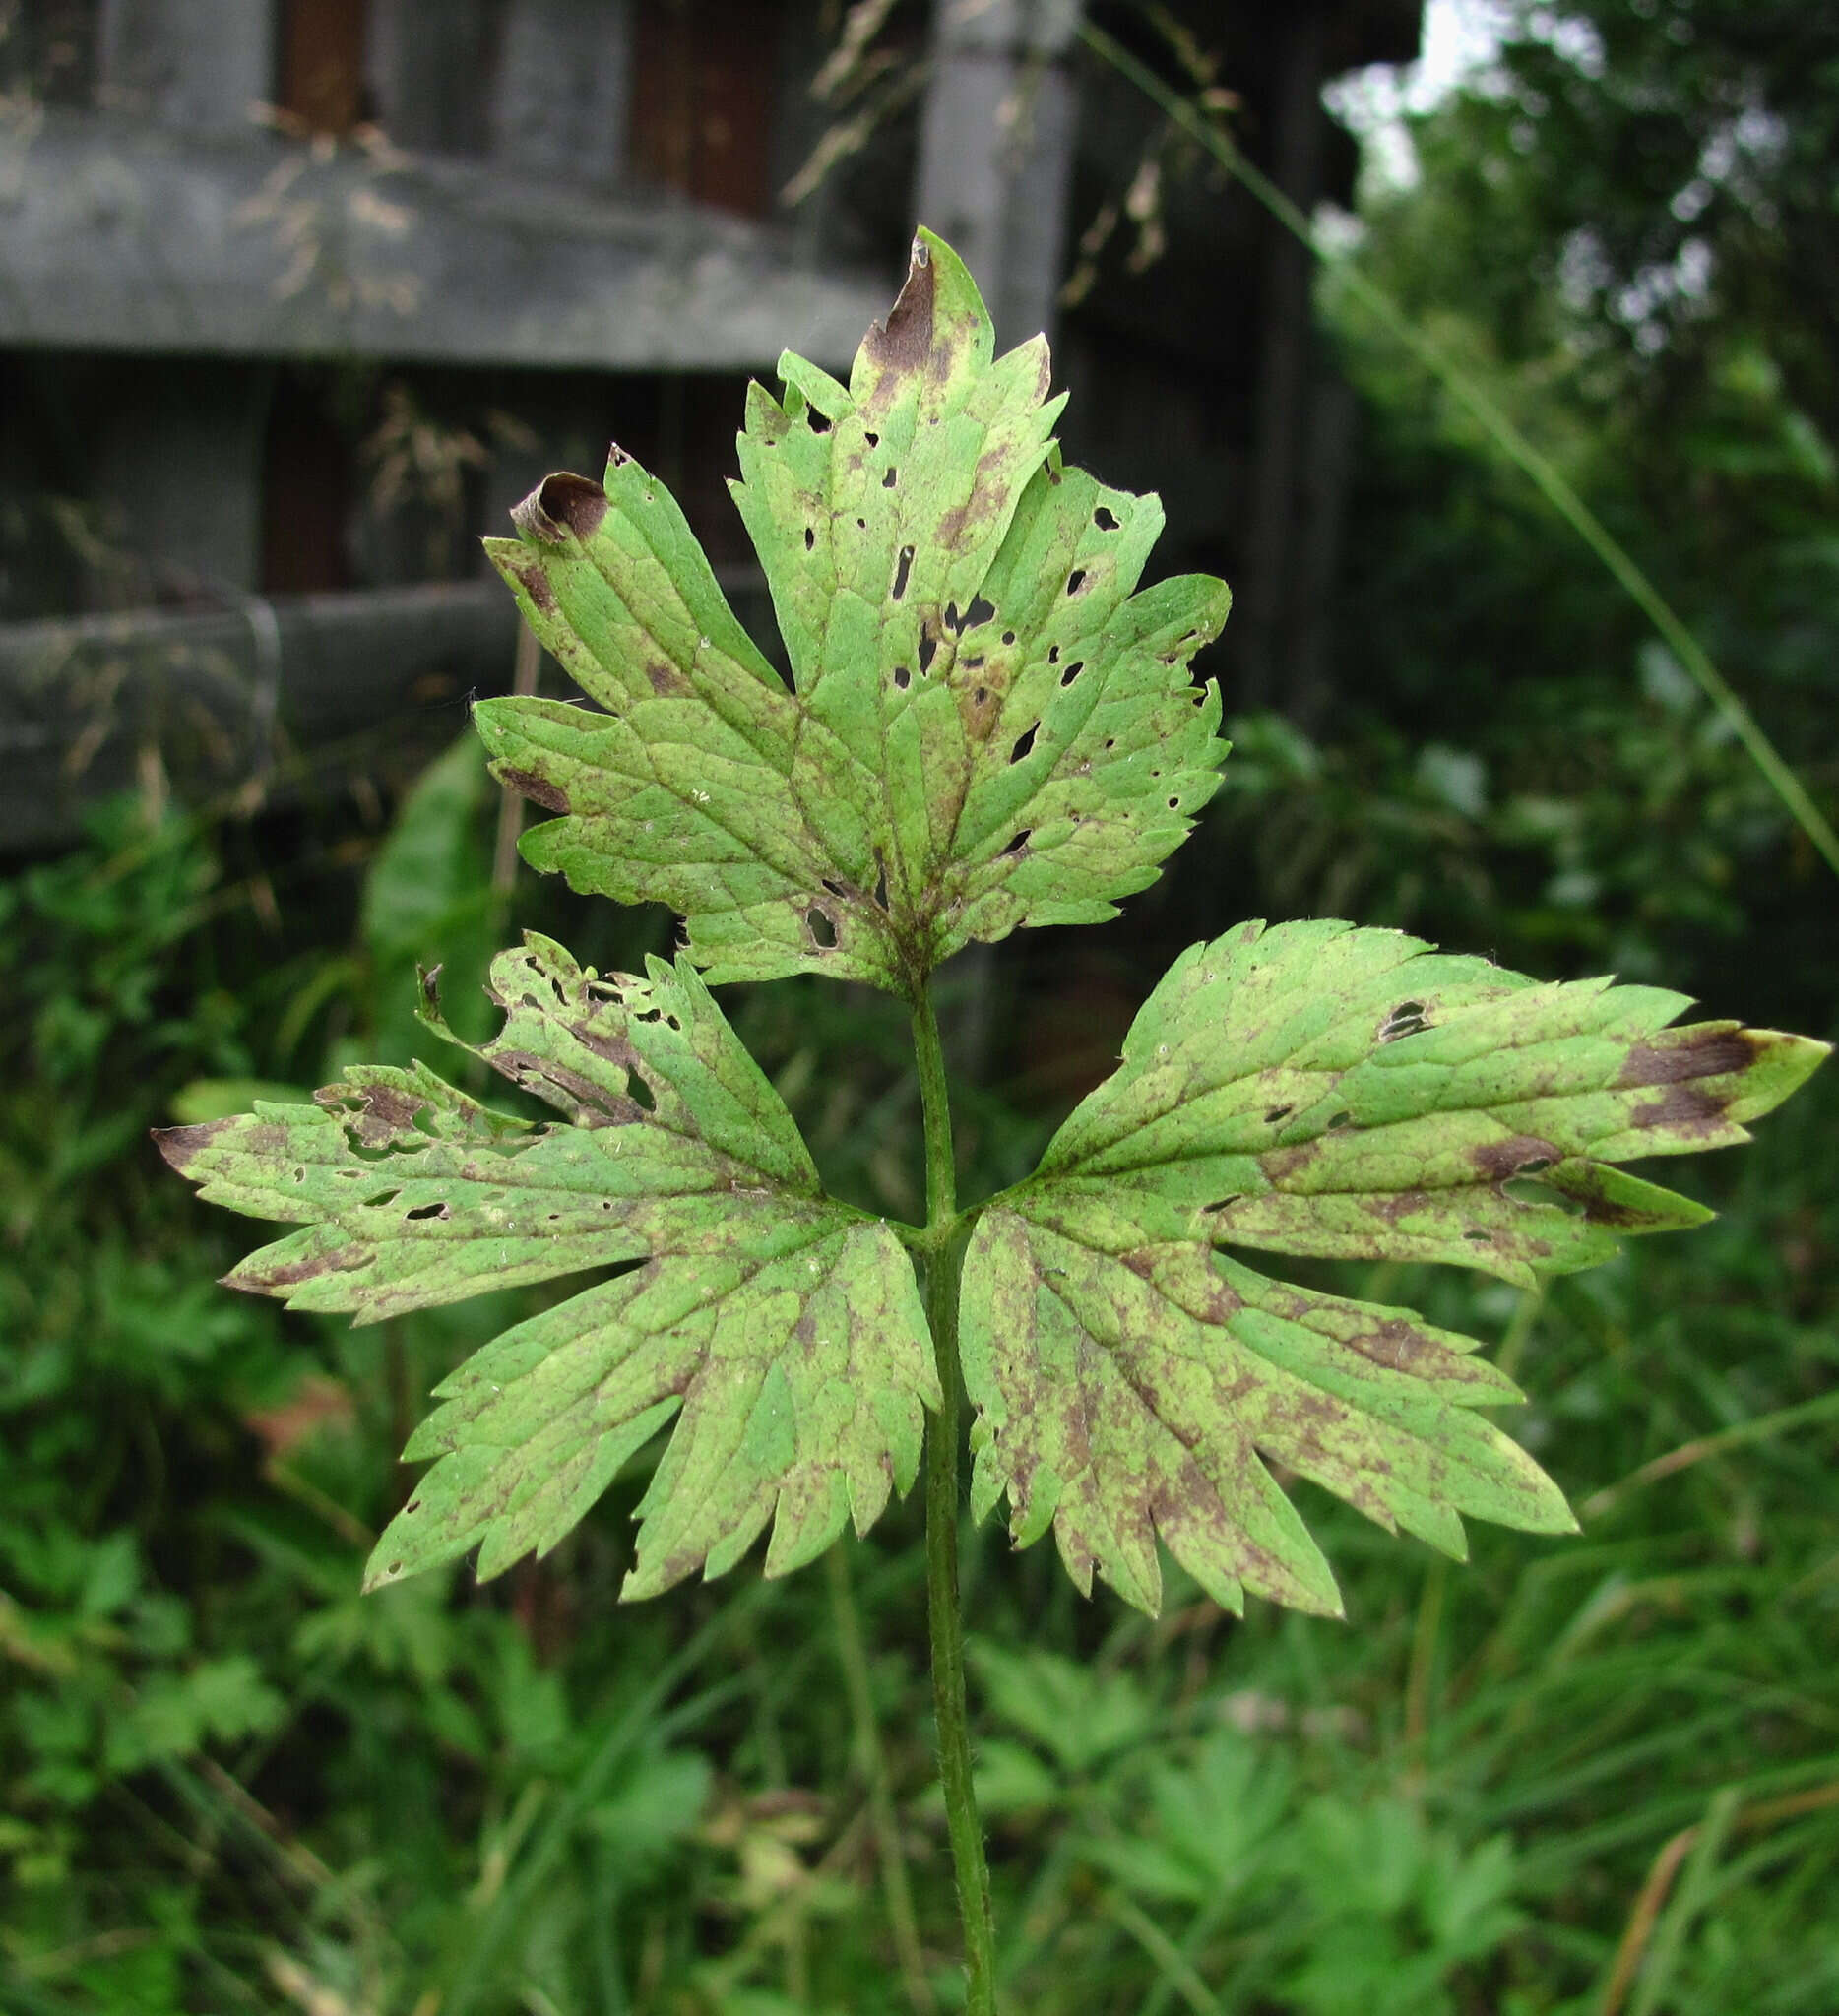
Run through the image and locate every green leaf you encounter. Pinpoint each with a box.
[960,918,1827,1616]
[476,229,1230,996]
[158,936,938,1598]
[361,728,500,1055]
[1036,918,1828,1285]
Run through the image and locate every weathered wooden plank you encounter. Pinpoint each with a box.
[0,584,513,850]
[0,574,779,851]
[0,109,888,370]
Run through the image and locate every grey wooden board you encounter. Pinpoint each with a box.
[0,584,514,850]
[0,575,779,851]
[0,109,889,370]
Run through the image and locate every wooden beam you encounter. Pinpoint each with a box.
[0,109,887,371]
[1,575,779,851]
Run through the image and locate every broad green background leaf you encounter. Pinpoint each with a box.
[159,937,937,1598]
[960,918,1826,1616]
[360,728,500,1057]
[476,229,1230,996]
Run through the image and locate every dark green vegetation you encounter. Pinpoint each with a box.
[10,8,1839,2013]
[8,747,1835,2016]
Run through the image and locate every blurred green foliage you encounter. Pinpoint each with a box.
[4,745,1833,2012]
[1308,0,1838,1033]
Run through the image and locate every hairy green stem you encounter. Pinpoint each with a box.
[913,980,999,2015]
[1080,20,1839,883]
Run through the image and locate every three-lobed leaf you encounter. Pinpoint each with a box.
[157,937,937,1598]
[476,229,1229,997]
[959,918,1825,1615]
[159,232,1827,1621]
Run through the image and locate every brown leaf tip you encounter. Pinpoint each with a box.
[863,235,937,381]
[152,1121,227,1173]
[513,471,609,544]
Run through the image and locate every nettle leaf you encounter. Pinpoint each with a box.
[960,918,1826,1617]
[476,229,1229,997]
[158,936,938,1598]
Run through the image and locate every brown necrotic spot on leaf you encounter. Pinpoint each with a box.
[939,445,1012,556]
[1630,1084,1728,1133]
[1262,1141,1321,1183]
[323,1081,426,1149]
[240,1248,354,1292]
[1472,1134,1562,1182]
[496,768,570,816]
[1355,1315,1441,1372]
[494,1047,612,1121]
[648,662,689,696]
[1566,1179,1652,1228]
[862,237,936,384]
[513,472,608,544]
[1617,1029,1759,1087]
[512,561,557,614]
